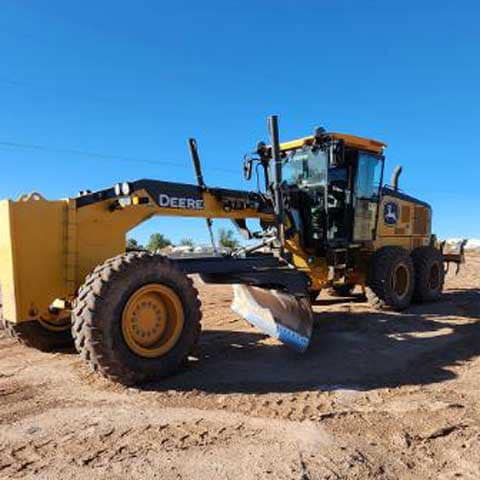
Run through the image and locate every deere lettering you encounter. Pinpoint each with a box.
[158,193,204,210]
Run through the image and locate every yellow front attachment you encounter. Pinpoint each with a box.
[0,196,71,324]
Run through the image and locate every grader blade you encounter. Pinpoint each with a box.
[231,285,313,352]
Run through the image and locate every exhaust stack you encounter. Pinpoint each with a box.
[391,165,403,191]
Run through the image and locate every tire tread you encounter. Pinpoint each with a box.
[366,246,415,311]
[71,252,202,385]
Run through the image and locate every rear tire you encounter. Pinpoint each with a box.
[366,246,415,311]
[72,252,202,385]
[411,246,444,302]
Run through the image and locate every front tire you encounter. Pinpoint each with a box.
[72,252,202,385]
[411,246,444,302]
[366,246,415,311]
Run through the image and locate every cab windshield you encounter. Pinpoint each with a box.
[283,148,328,187]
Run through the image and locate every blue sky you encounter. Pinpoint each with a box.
[1,1,479,244]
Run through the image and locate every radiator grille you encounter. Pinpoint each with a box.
[413,206,429,235]
[401,205,411,223]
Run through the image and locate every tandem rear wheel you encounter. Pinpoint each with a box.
[366,246,415,310]
[366,245,444,311]
[411,246,445,302]
[71,252,202,386]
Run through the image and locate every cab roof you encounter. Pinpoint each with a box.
[280,133,386,155]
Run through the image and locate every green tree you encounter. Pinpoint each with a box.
[147,233,172,252]
[126,237,143,250]
[218,228,240,249]
[179,238,195,247]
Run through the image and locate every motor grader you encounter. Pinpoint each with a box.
[0,116,463,385]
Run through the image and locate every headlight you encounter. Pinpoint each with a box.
[121,182,131,196]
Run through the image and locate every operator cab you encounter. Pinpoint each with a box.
[250,130,385,255]
[281,132,385,253]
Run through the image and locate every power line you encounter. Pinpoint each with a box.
[0,79,244,177]
[0,140,240,176]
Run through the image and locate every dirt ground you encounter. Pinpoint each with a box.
[0,255,479,479]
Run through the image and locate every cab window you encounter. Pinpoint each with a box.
[354,153,383,199]
[284,148,328,187]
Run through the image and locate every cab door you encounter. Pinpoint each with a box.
[352,153,384,242]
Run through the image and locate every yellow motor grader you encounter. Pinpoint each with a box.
[0,116,464,385]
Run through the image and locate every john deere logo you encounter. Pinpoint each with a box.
[384,202,398,225]
[158,193,204,210]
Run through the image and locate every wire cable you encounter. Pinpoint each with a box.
[0,140,239,176]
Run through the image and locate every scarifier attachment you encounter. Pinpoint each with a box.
[231,285,313,352]
[441,239,467,274]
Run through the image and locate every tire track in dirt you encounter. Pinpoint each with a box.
[0,255,479,479]
[0,405,334,479]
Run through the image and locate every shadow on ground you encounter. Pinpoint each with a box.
[141,288,480,394]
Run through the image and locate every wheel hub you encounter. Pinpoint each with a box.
[129,296,167,347]
[392,263,409,298]
[122,284,184,358]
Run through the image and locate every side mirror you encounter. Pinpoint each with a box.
[243,156,253,180]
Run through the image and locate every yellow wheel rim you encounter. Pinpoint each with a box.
[121,284,184,358]
[391,263,410,298]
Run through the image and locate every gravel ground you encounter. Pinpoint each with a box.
[0,254,479,479]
